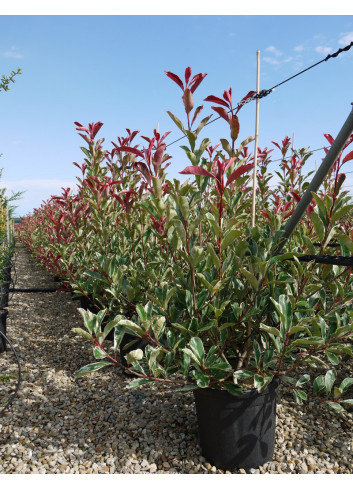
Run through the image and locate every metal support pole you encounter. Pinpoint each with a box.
[274,103,353,255]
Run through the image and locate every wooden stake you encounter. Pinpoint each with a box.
[292,132,295,152]
[251,51,260,228]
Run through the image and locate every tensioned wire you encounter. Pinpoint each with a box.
[165,41,353,150]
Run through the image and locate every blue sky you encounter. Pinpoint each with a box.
[1,3,353,216]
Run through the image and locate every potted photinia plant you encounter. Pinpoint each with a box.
[70,67,353,470]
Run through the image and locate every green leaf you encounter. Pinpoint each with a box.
[311,212,325,242]
[223,383,244,396]
[125,348,144,365]
[313,374,325,393]
[339,235,353,253]
[260,324,281,337]
[233,369,254,380]
[326,401,347,413]
[118,319,144,336]
[190,246,204,267]
[178,195,190,220]
[166,111,185,132]
[136,304,147,322]
[331,204,353,224]
[325,351,340,365]
[221,229,242,251]
[153,316,165,339]
[75,361,112,378]
[172,217,186,245]
[72,327,94,342]
[176,384,198,393]
[125,378,154,389]
[93,346,108,359]
[193,371,210,388]
[182,347,201,366]
[239,268,259,289]
[324,369,336,396]
[206,243,219,267]
[296,374,310,387]
[340,378,353,393]
[253,340,261,369]
[189,337,205,364]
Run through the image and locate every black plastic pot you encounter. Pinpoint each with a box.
[0,308,9,354]
[193,378,280,471]
[0,281,10,308]
[2,265,11,282]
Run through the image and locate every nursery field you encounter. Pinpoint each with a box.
[0,244,352,474]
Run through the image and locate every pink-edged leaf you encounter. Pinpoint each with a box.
[223,88,232,105]
[342,150,353,164]
[224,157,237,171]
[211,105,230,122]
[74,121,89,132]
[165,71,184,90]
[235,90,257,113]
[290,191,301,203]
[323,133,335,145]
[135,161,151,183]
[153,144,166,167]
[191,104,203,127]
[78,133,90,144]
[159,131,172,144]
[179,166,215,179]
[271,141,282,151]
[189,72,207,93]
[116,146,144,158]
[185,66,192,85]
[225,163,254,187]
[204,95,229,108]
[91,122,103,138]
[229,115,240,141]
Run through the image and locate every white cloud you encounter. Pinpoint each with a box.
[2,46,24,59]
[338,32,353,45]
[265,45,282,57]
[263,57,281,66]
[314,45,332,56]
[294,45,304,52]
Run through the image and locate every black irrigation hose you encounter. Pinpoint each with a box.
[296,254,353,267]
[0,329,22,417]
[9,287,63,293]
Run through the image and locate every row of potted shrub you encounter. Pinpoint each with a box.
[0,200,14,354]
[16,67,353,470]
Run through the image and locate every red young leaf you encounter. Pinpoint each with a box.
[179,166,215,179]
[211,106,230,122]
[235,90,256,113]
[185,67,192,85]
[189,73,207,93]
[223,89,232,105]
[323,133,335,145]
[191,105,203,127]
[116,146,144,158]
[290,191,301,203]
[342,150,353,164]
[165,71,184,90]
[204,95,229,108]
[225,163,254,187]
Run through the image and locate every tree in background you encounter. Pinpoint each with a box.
[0,68,21,93]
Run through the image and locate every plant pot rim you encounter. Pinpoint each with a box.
[194,377,280,400]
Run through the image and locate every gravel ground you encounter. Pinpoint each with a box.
[0,244,352,474]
